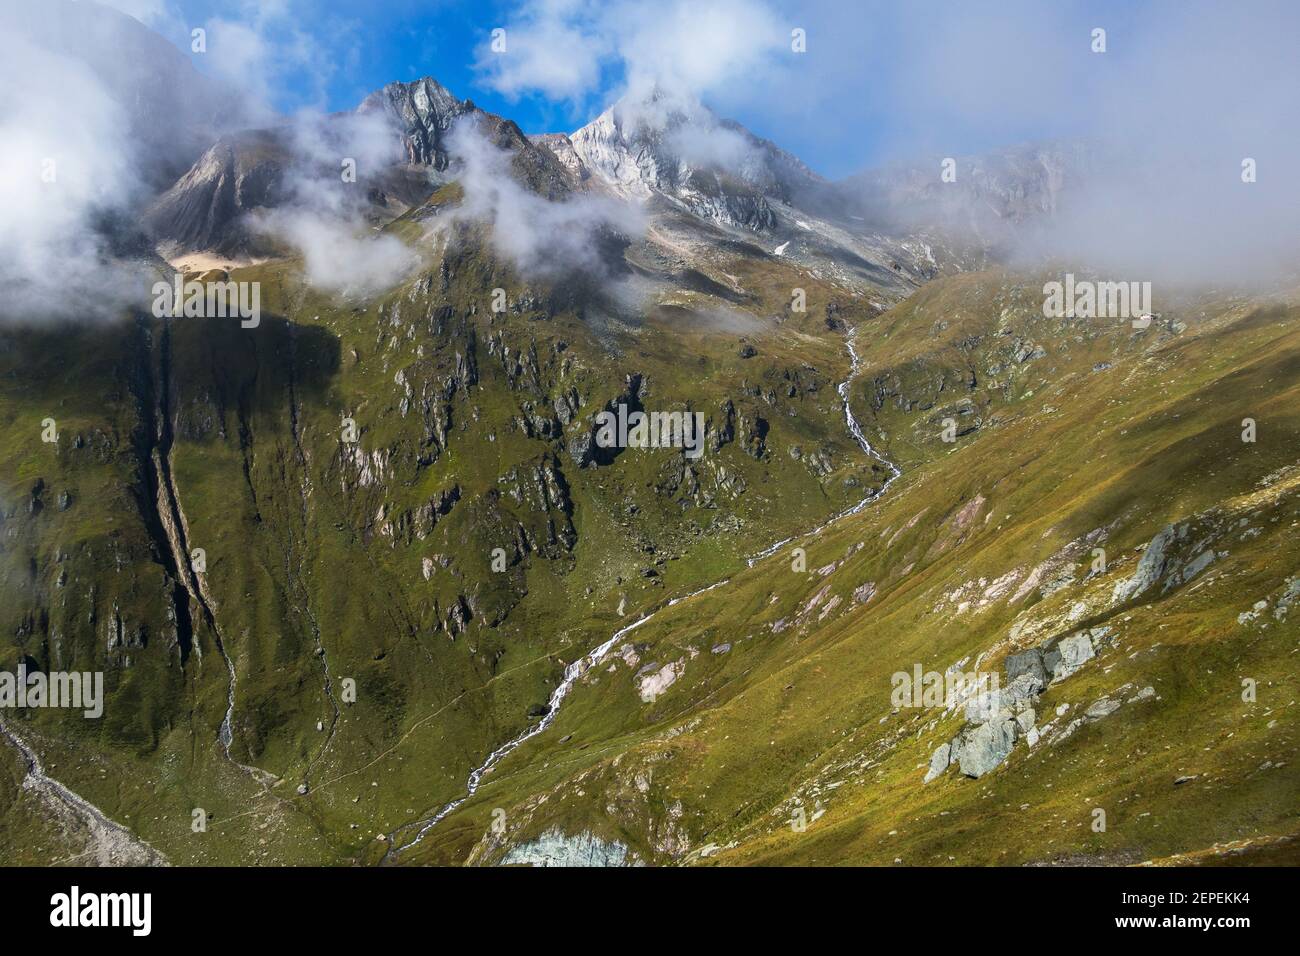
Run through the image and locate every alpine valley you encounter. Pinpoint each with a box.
[0,0,1296,869]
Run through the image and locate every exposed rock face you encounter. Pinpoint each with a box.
[738,410,769,459]
[566,93,821,232]
[636,660,685,702]
[964,672,1042,724]
[357,77,471,169]
[955,714,1018,778]
[1006,647,1048,685]
[925,614,1134,783]
[1085,697,1121,720]
[1276,577,1300,620]
[144,131,290,259]
[534,133,589,182]
[499,828,638,867]
[1043,631,1095,682]
[444,594,472,637]
[924,742,951,783]
[927,621,1122,783]
[1170,548,1215,588]
[499,454,575,543]
[564,374,647,469]
[1005,627,1107,688]
[1113,524,1176,603]
[386,484,461,544]
[709,399,737,453]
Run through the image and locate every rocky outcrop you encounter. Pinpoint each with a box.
[708,399,737,453]
[564,374,646,469]
[953,713,1018,778]
[923,742,951,783]
[737,409,769,459]
[926,625,1119,782]
[534,133,590,182]
[497,454,577,556]
[1042,630,1098,682]
[567,93,820,232]
[382,484,461,544]
[144,131,289,258]
[636,660,685,702]
[1113,524,1176,603]
[357,77,470,169]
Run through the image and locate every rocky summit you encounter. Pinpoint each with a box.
[0,0,1296,876]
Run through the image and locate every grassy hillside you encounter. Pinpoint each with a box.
[402,271,1300,866]
[0,212,900,864]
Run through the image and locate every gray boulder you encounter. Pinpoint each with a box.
[1113,524,1176,603]
[1085,697,1121,721]
[1015,708,1036,734]
[965,672,1042,724]
[924,742,951,783]
[958,716,1018,778]
[1006,647,1048,686]
[1043,631,1094,682]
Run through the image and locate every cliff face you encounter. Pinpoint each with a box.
[357,78,472,169]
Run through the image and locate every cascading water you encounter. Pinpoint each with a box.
[389,331,901,857]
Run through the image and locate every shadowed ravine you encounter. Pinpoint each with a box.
[387,329,903,862]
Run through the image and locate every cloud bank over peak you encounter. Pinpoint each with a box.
[443,116,645,279]
[250,108,420,298]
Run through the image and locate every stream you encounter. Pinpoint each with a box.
[388,331,902,858]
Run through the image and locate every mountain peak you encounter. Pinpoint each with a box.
[564,90,820,229]
[357,77,473,168]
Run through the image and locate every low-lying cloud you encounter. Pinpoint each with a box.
[254,209,419,298]
[0,1,149,320]
[482,0,1300,286]
[444,117,644,278]
[248,107,420,297]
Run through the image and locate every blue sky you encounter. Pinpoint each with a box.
[113,0,1298,179]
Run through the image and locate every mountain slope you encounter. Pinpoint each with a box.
[2,8,1296,871]
[0,176,904,863]
[395,272,1300,866]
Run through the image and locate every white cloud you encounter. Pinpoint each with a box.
[666,120,758,170]
[96,0,173,27]
[0,5,148,319]
[609,0,785,103]
[200,2,336,119]
[444,117,644,277]
[250,106,418,296]
[255,208,418,297]
[477,0,608,101]
[476,0,786,109]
